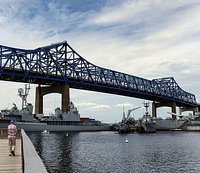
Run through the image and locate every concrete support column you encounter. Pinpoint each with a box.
[171,102,176,120]
[35,84,70,114]
[35,85,43,114]
[61,84,70,113]
[152,102,157,118]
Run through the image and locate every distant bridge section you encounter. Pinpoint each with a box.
[0,41,197,108]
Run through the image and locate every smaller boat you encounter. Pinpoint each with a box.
[41,130,50,134]
[125,137,128,143]
[116,106,141,133]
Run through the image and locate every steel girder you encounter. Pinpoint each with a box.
[0,41,197,107]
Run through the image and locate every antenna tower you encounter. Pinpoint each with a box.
[18,83,30,109]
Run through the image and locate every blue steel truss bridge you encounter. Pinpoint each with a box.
[0,41,198,108]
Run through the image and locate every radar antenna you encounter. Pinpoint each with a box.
[18,83,30,109]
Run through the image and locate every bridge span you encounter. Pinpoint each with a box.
[0,41,198,119]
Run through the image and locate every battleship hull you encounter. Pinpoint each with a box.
[0,121,111,132]
[154,119,187,131]
[136,123,156,133]
[141,123,156,133]
[182,121,200,131]
[183,125,200,131]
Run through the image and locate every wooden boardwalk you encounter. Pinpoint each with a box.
[0,139,22,173]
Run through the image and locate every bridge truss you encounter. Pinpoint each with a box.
[0,41,197,107]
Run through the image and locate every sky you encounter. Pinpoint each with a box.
[0,0,200,123]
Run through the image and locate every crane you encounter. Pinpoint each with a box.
[122,106,141,123]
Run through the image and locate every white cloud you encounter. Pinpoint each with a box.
[78,102,111,111]
[116,102,134,108]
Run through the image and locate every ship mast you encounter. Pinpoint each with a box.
[18,84,30,109]
[144,101,150,115]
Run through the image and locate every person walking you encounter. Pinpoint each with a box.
[8,120,17,156]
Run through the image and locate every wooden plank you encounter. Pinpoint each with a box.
[0,139,22,173]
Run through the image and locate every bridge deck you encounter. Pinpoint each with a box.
[0,139,22,173]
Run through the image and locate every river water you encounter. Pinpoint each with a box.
[27,131,200,173]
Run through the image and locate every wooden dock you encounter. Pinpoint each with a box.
[0,139,22,173]
[0,129,47,173]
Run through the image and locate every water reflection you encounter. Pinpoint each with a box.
[27,131,200,173]
[27,132,74,173]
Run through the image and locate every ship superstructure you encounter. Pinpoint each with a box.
[1,84,33,122]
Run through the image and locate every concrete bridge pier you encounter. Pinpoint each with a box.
[152,101,177,120]
[35,84,70,114]
[171,102,176,120]
[152,102,157,118]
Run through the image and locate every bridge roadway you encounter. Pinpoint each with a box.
[0,129,47,173]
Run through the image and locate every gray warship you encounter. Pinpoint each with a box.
[154,112,200,131]
[137,102,156,133]
[0,84,111,132]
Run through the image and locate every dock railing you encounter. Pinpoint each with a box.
[21,129,48,173]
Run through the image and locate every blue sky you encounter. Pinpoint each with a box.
[0,0,200,123]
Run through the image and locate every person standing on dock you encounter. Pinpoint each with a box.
[7,120,17,156]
